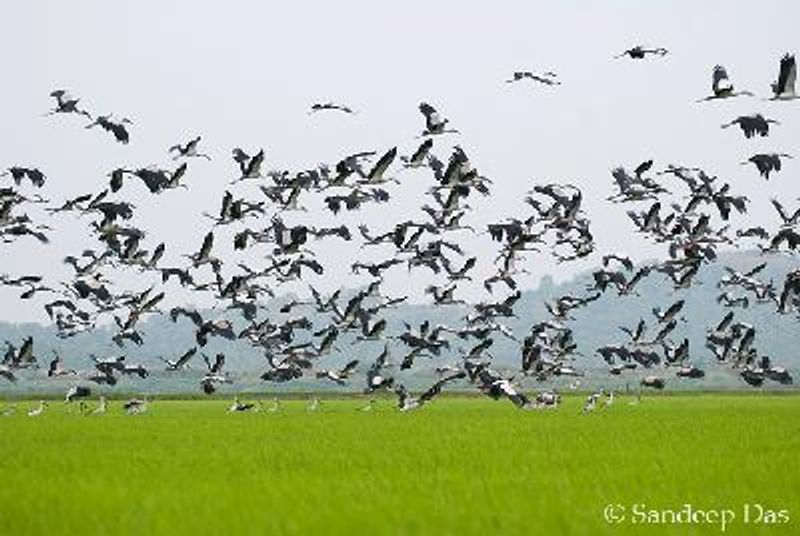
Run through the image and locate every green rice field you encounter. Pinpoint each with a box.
[0,395,798,535]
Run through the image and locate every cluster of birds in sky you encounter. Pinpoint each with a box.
[1,45,799,416]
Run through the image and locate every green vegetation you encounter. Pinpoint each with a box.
[0,396,798,535]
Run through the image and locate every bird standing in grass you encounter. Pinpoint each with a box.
[27,400,47,417]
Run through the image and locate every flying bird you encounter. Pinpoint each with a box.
[615,46,668,59]
[721,114,779,138]
[698,65,753,101]
[770,53,797,100]
[741,153,792,179]
[46,90,91,119]
[310,102,355,114]
[169,136,211,160]
[419,102,458,136]
[86,115,132,144]
[505,71,560,85]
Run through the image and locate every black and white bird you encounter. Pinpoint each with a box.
[741,153,792,180]
[770,53,797,101]
[401,139,433,168]
[0,364,16,383]
[185,232,219,268]
[533,391,561,409]
[86,115,131,144]
[46,90,91,118]
[641,376,666,389]
[615,46,668,59]
[721,114,779,138]
[419,102,458,136]
[310,102,355,114]
[316,360,359,386]
[48,351,76,377]
[65,385,91,403]
[2,167,47,188]
[505,71,560,85]
[698,66,753,101]
[582,391,602,413]
[200,353,231,394]
[393,372,465,412]
[123,397,148,415]
[169,136,211,160]
[365,345,394,393]
[362,147,397,184]
[652,300,685,324]
[771,198,800,228]
[232,148,265,181]
[159,347,197,371]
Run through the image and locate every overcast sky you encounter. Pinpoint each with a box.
[1,1,799,323]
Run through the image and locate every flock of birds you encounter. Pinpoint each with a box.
[1,46,798,417]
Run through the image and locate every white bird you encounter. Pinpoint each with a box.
[91,396,107,416]
[266,397,281,413]
[307,396,321,412]
[27,400,47,417]
[0,364,16,383]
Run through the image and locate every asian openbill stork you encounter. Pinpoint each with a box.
[770,53,797,100]
[698,65,753,102]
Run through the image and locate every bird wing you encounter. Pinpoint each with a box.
[771,199,789,222]
[340,359,359,376]
[419,102,436,118]
[367,147,397,181]
[716,311,734,331]
[213,353,225,373]
[200,232,214,258]
[745,263,767,277]
[17,338,34,364]
[634,160,653,177]
[420,372,465,403]
[176,347,197,367]
[410,139,433,162]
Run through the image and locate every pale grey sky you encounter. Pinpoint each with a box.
[1,1,799,322]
